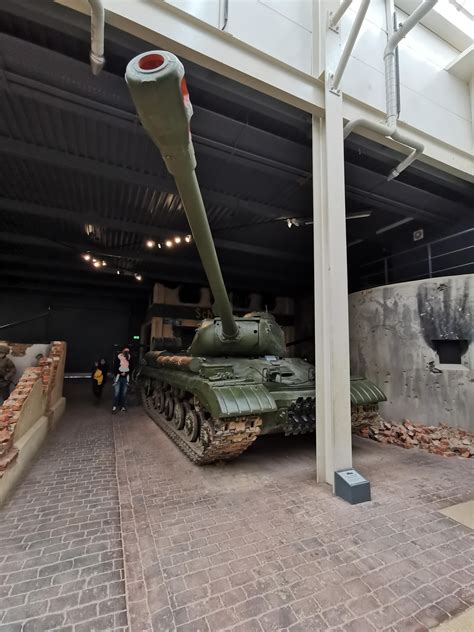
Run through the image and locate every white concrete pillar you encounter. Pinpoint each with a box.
[313,1,353,487]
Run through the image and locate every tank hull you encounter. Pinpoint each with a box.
[138,353,385,463]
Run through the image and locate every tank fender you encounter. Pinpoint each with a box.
[350,377,387,405]
[140,365,277,418]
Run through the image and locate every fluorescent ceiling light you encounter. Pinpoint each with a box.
[376,217,413,234]
[347,211,372,220]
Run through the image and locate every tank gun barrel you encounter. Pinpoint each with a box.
[125,51,238,341]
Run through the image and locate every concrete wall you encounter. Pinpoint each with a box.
[349,274,474,431]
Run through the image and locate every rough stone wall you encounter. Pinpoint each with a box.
[349,275,473,431]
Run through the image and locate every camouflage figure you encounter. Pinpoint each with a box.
[0,343,15,404]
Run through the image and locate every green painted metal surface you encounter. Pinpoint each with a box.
[350,377,387,405]
[126,50,387,457]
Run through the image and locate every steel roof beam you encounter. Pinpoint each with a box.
[1,268,150,291]
[346,186,453,225]
[3,62,310,178]
[0,199,310,264]
[0,232,308,287]
[0,281,147,301]
[0,136,293,220]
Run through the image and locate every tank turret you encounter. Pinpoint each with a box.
[126,51,285,357]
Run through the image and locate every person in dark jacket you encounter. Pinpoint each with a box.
[112,348,130,413]
[91,357,108,403]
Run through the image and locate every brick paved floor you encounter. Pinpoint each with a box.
[115,408,474,632]
[0,383,127,632]
[1,383,473,632]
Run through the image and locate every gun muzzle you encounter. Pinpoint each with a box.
[125,51,196,175]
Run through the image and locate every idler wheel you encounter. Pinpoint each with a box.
[184,410,200,442]
[172,400,185,430]
[164,395,175,420]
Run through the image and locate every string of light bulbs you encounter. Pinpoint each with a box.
[82,253,143,281]
[145,234,192,249]
[81,234,192,282]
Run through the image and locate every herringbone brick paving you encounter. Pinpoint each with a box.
[0,383,127,631]
[115,407,473,632]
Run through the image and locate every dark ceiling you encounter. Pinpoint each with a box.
[0,0,472,301]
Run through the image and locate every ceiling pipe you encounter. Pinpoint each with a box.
[331,0,371,92]
[87,0,105,75]
[344,0,438,179]
[328,0,353,30]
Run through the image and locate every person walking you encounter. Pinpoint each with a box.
[91,357,108,403]
[0,343,16,405]
[112,348,130,413]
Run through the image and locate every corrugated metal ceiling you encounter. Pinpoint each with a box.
[0,0,472,299]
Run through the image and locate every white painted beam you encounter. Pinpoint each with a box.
[57,0,325,116]
[56,0,473,181]
[313,1,353,488]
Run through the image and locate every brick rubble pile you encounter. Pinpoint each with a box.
[357,418,474,458]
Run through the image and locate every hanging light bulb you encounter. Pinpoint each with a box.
[157,243,162,249]
[135,273,143,281]
[146,239,155,248]
[93,261,101,268]
[83,253,91,261]
[92,258,97,263]
[116,270,121,275]
[101,261,107,267]
[174,236,181,244]
[165,240,173,248]
[185,235,192,243]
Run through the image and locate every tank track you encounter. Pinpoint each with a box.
[141,381,262,465]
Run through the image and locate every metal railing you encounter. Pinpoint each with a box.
[359,228,474,288]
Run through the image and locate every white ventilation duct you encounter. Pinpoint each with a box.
[344,0,438,180]
[88,0,105,75]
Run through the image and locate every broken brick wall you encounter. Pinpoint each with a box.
[349,274,473,432]
[0,341,67,478]
[2,343,50,385]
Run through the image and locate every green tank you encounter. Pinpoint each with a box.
[125,51,386,464]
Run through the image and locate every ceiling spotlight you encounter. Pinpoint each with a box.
[93,261,101,268]
[174,236,181,244]
[101,261,107,267]
[116,270,121,275]
[286,218,300,228]
[82,253,91,261]
[146,239,155,248]
[92,258,97,263]
[135,273,143,281]
[165,240,173,248]
[185,235,192,243]
[157,243,162,249]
